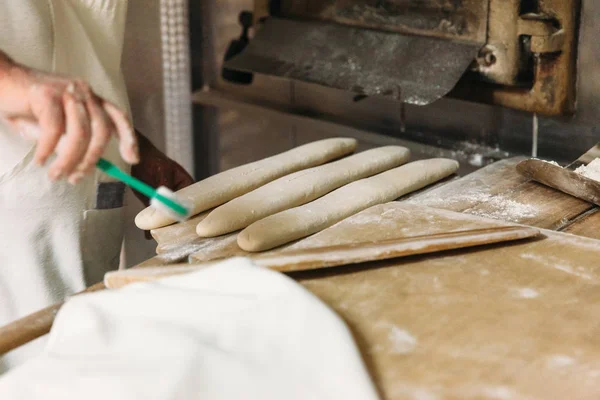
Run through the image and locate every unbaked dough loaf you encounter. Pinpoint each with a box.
[135,138,358,230]
[238,158,459,252]
[196,146,411,237]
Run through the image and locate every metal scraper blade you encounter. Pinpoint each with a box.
[516,159,600,207]
[224,18,483,105]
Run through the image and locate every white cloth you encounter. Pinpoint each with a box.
[0,258,380,400]
[0,0,131,372]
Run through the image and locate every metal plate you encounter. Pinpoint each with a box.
[224,18,482,105]
[279,0,489,43]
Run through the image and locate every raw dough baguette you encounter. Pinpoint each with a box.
[238,158,459,252]
[135,138,358,230]
[196,146,411,237]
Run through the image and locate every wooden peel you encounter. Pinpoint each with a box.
[516,160,600,207]
[104,226,540,289]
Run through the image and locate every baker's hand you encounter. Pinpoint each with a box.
[131,131,194,208]
[0,52,139,184]
[131,132,194,239]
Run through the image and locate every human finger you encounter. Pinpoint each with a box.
[29,85,66,165]
[48,89,91,180]
[71,94,115,178]
[102,101,139,164]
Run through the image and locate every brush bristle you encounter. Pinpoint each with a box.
[150,186,191,222]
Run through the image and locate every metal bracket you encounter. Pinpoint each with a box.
[454,0,580,116]
[518,13,565,54]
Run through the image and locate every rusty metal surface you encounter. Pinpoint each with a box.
[224,17,482,105]
[473,0,568,87]
[278,0,488,43]
[456,0,580,115]
[473,0,521,86]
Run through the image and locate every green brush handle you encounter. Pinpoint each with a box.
[96,158,188,217]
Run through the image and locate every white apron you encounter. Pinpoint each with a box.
[0,0,131,372]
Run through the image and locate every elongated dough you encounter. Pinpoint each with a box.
[238,158,459,252]
[135,138,358,230]
[196,146,411,237]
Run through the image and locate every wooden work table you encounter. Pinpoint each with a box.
[291,157,600,400]
[294,158,599,400]
[142,157,600,399]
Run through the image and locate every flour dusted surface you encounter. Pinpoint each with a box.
[574,158,600,182]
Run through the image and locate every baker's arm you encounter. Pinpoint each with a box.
[0,49,139,184]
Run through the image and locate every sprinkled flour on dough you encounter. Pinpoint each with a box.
[574,158,600,182]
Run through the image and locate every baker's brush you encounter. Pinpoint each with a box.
[10,119,191,221]
[96,159,190,221]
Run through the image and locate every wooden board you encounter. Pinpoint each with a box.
[407,157,530,212]
[148,212,250,266]
[187,202,527,264]
[151,213,207,254]
[297,230,600,400]
[562,207,600,239]
[466,181,593,230]
[105,226,539,288]
[410,157,595,230]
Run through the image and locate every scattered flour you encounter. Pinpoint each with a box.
[514,288,540,299]
[521,253,595,281]
[574,158,600,182]
[556,232,600,252]
[413,190,492,207]
[415,190,540,222]
[469,153,484,167]
[470,196,540,222]
[547,355,576,368]
[481,386,516,400]
[389,326,418,354]
[588,370,600,378]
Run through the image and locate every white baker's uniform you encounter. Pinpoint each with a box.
[0,0,132,372]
